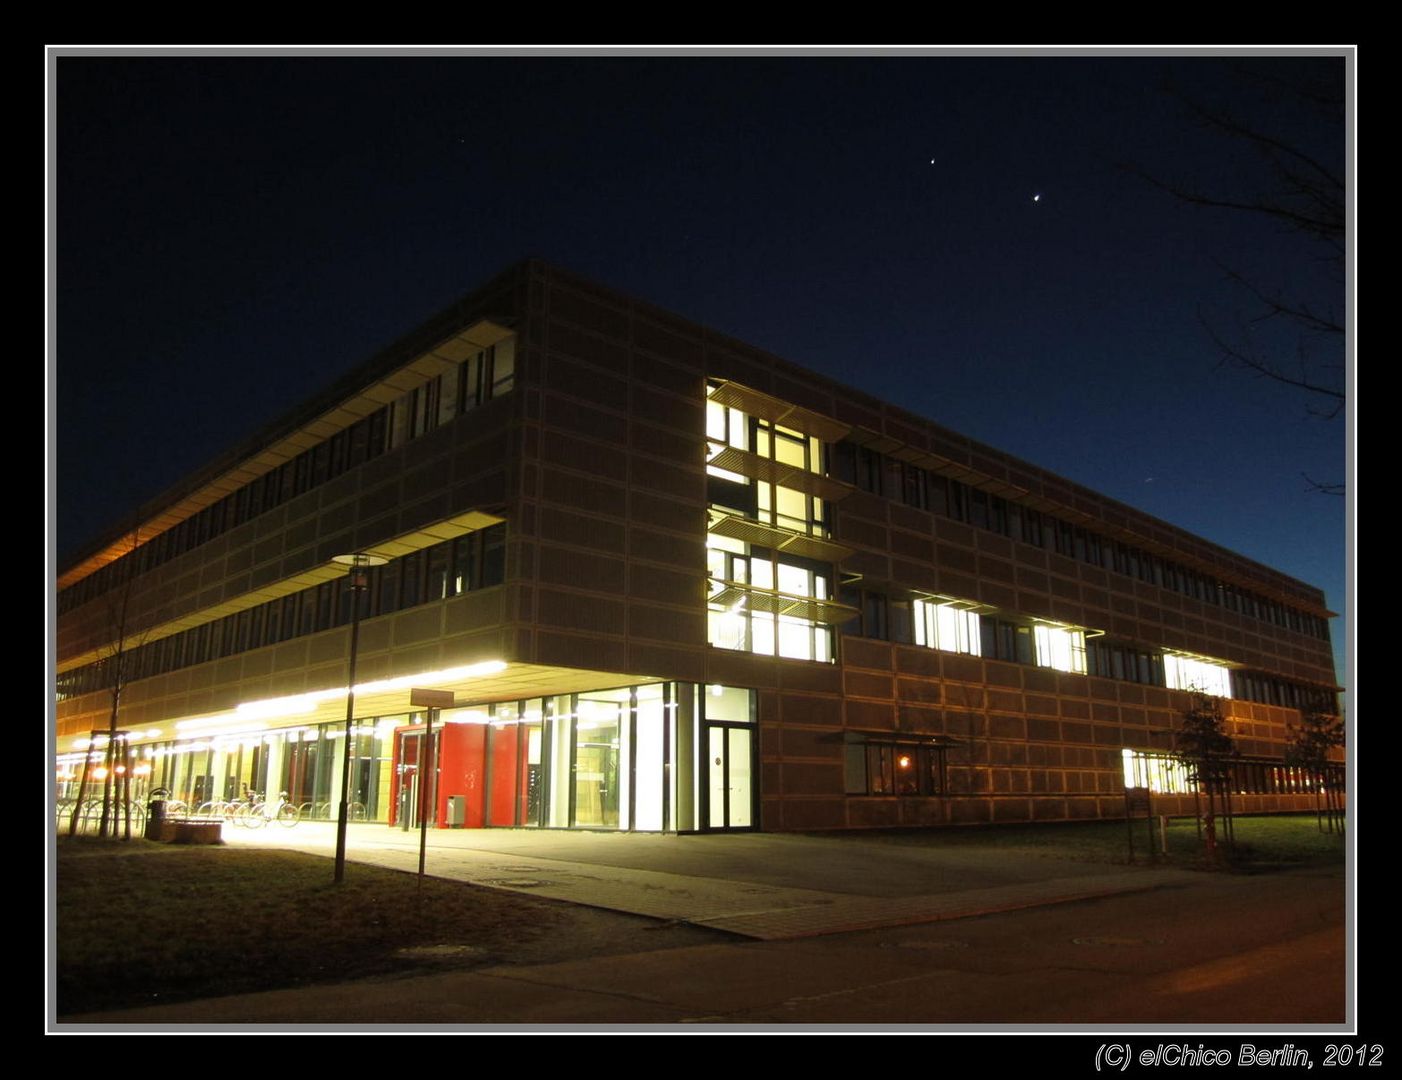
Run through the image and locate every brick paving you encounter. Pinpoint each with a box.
[217,822,1196,940]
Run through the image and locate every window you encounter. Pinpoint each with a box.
[400,551,424,608]
[855,445,883,495]
[1087,639,1166,681]
[707,539,835,662]
[829,440,856,485]
[978,616,1032,665]
[1033,624,1087,674]
[756,472,826,535]
[913,598,981,656]
[845,737,947,796]
[490,339,515,396]
[947,480,968,522]
[426,544,449,601]
[902,464,926,510]
[705,398,751,483]
[989,496,1009,537]
[480,524,506,586]
[1122,749,1192,794]
[1163,653,1231,698]
[1022,509,1045,547]
[840,588,895,641]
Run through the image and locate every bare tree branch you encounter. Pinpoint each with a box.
[1180,96,1345,199]
[1130,63,1346,494]
[1302,473,1345,497]
[1198,310,1344,408]
[1129,163,1343,242]
[1215,261,1343,336]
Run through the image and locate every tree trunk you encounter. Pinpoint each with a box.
[1202,783,1217,860]
[68,741,95,837]
[121,739,132,842]
[98,735,116,839]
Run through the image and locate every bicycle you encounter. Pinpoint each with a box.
[273,793,300,827]
[238,792,300,828]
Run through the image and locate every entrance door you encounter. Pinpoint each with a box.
[705,723,754,829]
[572,709,621,828]
[397,730,438,829]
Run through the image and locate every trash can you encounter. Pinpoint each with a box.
[146,787,170,841]
[446,795,465,828]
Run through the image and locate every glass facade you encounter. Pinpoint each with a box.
[63,682,758,832]
[397,682,754,831]
[91,718,401,820]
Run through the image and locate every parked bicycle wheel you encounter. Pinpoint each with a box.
[276,802,300,827]
[120,801,147,831]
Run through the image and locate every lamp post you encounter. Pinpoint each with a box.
[331,552,387,884]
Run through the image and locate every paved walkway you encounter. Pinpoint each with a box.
[214,823,1199,940]
[62,825,1211,1025]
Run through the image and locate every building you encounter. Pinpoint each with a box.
[55,260,1342,833]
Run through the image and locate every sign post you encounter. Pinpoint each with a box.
[409,688,456,883]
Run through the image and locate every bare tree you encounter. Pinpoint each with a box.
[67,529,149,840]
[1134,61,1346,493]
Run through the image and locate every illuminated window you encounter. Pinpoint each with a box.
[706,541,834,662]
[1033,624,1087,674]
[844,737,947,796]
[1122,749,1192,794]
[913,599,981,656]
[704,384,840,664]
[1163,654,1231,698]
[705,398,750,483]
[706,385,828,537]
[756,479,826,536]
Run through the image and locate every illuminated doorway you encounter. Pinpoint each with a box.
[572,694,621,828]
[705,723,754,830]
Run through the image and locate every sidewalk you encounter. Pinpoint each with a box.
[212,822,1198,939]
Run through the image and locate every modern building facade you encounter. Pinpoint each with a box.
[55,260,1342,833]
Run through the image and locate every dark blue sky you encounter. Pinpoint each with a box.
[52,52,1350,681]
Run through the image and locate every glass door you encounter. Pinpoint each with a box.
[572,702,621,828]
[705,723,754,829]
[396,730,438,830]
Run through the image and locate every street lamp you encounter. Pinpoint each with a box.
[331,552,387,884]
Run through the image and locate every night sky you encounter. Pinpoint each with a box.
[51,51,1350,684]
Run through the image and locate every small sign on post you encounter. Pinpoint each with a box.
[409,689,456,883]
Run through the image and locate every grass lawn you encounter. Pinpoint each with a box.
[54,839,626,1017]
[816,813,1347,867]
